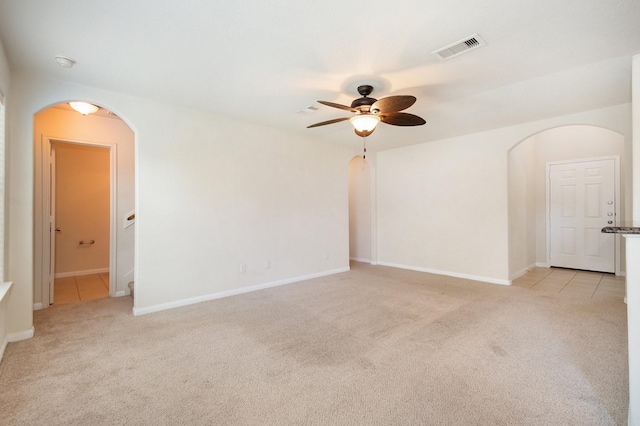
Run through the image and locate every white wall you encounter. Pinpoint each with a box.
[377,128,511,283]
[132,108,350,312]
[377,104,631,285]
[33,107,135,304]
[6,72,352,333]
[348,156,372,263]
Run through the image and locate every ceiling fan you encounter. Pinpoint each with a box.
[307,85,426,137]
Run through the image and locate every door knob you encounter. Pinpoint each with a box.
[607,201,614,205]
[607,212,613,217]
[55,227,61,232]
[608,221,613,224]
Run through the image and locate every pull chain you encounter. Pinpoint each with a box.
[362,136,367,160]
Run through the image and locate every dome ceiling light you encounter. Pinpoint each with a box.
[69,101,99,115]
[55,56,76,68]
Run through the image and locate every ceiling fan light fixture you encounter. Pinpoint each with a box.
[350,114,380,135]
[69,101,99,115]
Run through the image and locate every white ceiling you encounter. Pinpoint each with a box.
[1,0,639,151]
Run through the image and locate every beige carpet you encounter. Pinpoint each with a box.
[0,263,628,425]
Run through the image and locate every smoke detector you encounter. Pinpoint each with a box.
[55,56,76,68]
[432,34,486,60]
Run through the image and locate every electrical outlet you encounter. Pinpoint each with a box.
[240,263,246,273]
[324,252,330,260]
[264,260,270,269]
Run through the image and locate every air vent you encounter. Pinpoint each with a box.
[298,105,319,114]
[432,34,486,60]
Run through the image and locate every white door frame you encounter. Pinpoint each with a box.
[37,136,118,306]
[545,155,621,275]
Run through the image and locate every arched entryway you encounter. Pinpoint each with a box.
[33,101,136,308]
[507,125,625,279]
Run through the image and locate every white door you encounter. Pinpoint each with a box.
[548,158,616,273]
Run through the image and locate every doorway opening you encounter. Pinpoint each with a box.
[51,142,111,304]
[348,156,372,264]
[33,102,135,309]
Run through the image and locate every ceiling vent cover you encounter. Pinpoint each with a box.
[432,34,486,60]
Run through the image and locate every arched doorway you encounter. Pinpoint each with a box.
[508,125,625,279]
[348,156,372,264]
[33,102,135,308]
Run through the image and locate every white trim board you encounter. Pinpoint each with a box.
[0,282,11,365]
[376,262,511,286]
[0,335,8,365]
[54,267,109,279]
[133,266,351,316]
[8,327,35,342]
[0,282,12,303]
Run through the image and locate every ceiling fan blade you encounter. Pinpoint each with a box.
[371,95,416,113]
[307,116,351,128]
[380,112,426,126]
[317,100,358,112]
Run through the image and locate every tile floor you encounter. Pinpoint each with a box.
[53,272,109,304]
[512,267,626,300]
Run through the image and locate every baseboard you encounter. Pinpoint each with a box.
[55,268,109,279]
[32,303,44,311]
[8,326,35,342]
[376,262,511,286]
[0,282,12,303]
[133,266,351,316]
[0,334,8,365]
[349,257,371,264]
[115,291,126,297]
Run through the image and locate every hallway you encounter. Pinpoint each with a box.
[53,273,109,304]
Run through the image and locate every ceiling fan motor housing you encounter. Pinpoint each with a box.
[357,85,374,96]
[351,85,377,109]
